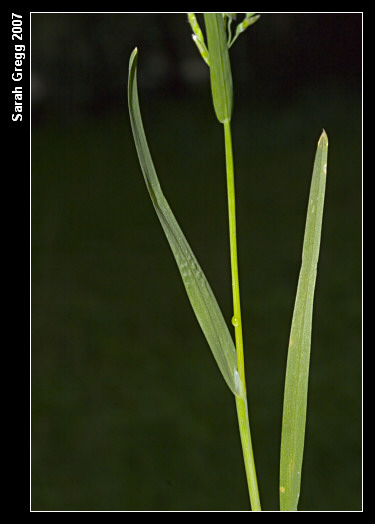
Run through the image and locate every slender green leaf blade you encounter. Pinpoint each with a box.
[280,131,328,511]
[204,13,233,123]
[128,48,244,399]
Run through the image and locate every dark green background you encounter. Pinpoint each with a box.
[32,13,362,511]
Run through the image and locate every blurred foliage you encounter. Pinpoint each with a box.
[31,13,362,511]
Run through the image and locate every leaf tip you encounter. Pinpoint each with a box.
[130,47,138,62]
[129,48,139,75]
[318,129,328,148]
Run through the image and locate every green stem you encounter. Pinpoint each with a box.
[224,120,261,511]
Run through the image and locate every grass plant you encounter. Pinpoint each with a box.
[128,13,328,511]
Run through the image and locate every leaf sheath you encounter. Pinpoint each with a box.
[204,13,233,123]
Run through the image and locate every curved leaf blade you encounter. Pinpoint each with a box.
[128,48,244,399]
[279,130,328,511]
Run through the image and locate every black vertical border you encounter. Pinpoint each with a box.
[7,7,31,512]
